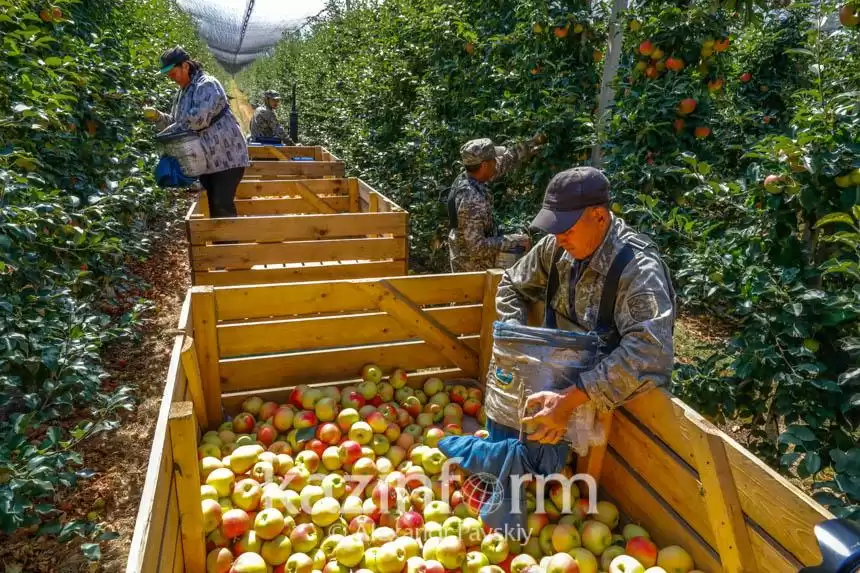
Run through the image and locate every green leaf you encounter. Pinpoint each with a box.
[786,425,817,442]
[814,212,854,229]
[806,452,822,475]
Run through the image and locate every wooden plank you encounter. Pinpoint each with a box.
[188,212,408,244]
[220,336,480,393]
[195,260,406,287]
[348,179,360,213]
[218,304,483,357]
[221,368,466,412]
[178,290,193,333]
[191,237,406,270]
[359,179,404,212]
[688,411,757,572]
[576,412,614,496]
[234,196,351,216]
[126,335,186,573]
[370,192,380,213]
[169,402,206,573]
[247,145,321,160]
[478,270,502,386]
[214,273,486,322]
[356,280,480,377]
[180,336,208,429]
[155,474,181,573]
[601,451,723,572]
[191,286,221,428]
[291,180,337,214]
[244,160,346,179]
[236,178,349,199]
[623,389,831,565]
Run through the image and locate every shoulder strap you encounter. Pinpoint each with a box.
[543,246,566,329]
[447,186,459,229]
[594,243,638,349]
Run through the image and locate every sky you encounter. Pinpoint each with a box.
[177,0,327,71]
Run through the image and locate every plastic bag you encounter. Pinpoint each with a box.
[484,321,606,456]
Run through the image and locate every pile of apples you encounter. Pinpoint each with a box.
[196,365,701,573]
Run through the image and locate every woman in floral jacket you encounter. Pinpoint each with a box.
[145,47,249,217]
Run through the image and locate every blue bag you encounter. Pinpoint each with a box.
[155,155,197,188]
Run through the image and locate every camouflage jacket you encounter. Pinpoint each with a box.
[447,141,536,272]
[155,70,249,174]
[496,215,677,412]
[249,104,294,144]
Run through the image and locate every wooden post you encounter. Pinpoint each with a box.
[591,0,628,167]
[348,179,361,214]
[369,192,380,213]
[180,336,209,430]
[199,191,211,218]
[478,270,503,388]
[191,286,222,429]
[687,411,757,572]
[169,401,206,573]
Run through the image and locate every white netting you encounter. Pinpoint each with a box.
[177,0,326,73]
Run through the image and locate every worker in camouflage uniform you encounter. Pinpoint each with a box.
[497,167,677,444]
[447,135,546,272]
[249,90,295,145]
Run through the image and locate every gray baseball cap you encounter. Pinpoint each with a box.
[461,138,506,167]
[531,167,611,234]
[264,90,281,99]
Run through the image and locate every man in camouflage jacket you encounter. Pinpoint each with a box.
[447,135,545,272]
[498,167,677,444]
[250,90,295,145]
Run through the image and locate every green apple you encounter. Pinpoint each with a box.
[232,552,268,573]
[255,508,286,540]
[335,534,367,568]
[261,534,293,565]
[600,546,624,571]
[423,500,451,524]
[462,551,490,573]
[377,541,407,573]
[656,546,694,572]
[460,517,483,548]
[581,520,612,556]
[510,555,537,573]
[551,523,581,552]
[285,552,314,573]
[435,536,466,570]
[538,524,556,555]
[595,501,619,529]
[312,497,341,527]
[609,554,645,573]
[321,534,345,558]
[421,448,446,475]
[206,467,235,498]
[480,532,510,564]
[441,516,462,537]
[569,548,598,573]
[363,547,380,572]
[395,536,421,560]
[422,536,441,560]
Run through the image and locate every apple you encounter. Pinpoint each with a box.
[335,534,367,568]
[462,551,490,573]
[222,508,251,539]
[207,546,233,573]
[626,537,657,567]
[231,552,267,573]
[421,449,446,475]
[338,440,363,465]
[362,364,383,383]
[365,411,388,434]
[357,379,379,400]
[442,403,463,420]
[294,411,318,430]
[394,409,412,429]
[321,473,346,500]
[382,422,402,443]
[199,443,222,459]
[233,412,257,435]
[595,501,619,529]
[481,532,509,564]
[434,535,465,570]
[538,524,556,555]
[316,422,342,445]
[582,520,612,556]
[363,546,381,572]
[395,387,415,404]
[422,428,444,448]
[201,457,225,481]
[207,468,236,498]
[462,399,481,417]
[321,533,346,557]
[242,397,264,415]
[623,524,650,541]
[231,478,262,511]
[526,512,549,536]
[546,553,579,573]
[289,386,308,409]
[644,569,668,573]
[374,541,407,573]
[296,450,321,473]
[449,385,468,404]
[201,484,220,503]
[569,548,598,573]
[202,498,223,534]
[656,546,694,573]
[552,523,582,552]
[337,408,360,432]
[313,397,337,423]
[284,552,314,573]
[310,497,341,527]
[300,389,323,411]
[255,508,287,540]
[403,396,422,418]
[343,392,366,411]
[260,534,293,566]
[230,444,263,474]
[421,377,443,396]
[429,393,450,409]
[341,496,364,521]
[609,555,644,573]
[423,500,451,524]
[349,422,374,445]
[256,401,279,422]
[370,434,390,456]
[318,447,341,472]
[283,465,310,492]
[290,522,321,553]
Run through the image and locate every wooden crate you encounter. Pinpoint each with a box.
[247,145,331,161]
[242,147,344,179]
[186,178,408,287]
[127,272,832,573]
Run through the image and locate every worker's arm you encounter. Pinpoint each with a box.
[249,108,262,139]
[491,133,546,181]
[496,235,555,325]
[273,117,294,145]
[455,185,509,258]
[181,77,229,132]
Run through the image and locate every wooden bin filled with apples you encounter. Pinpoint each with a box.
[125,271,833,573]
[247,145,336,162]
[242,147,345,180]
[186,177,408,287]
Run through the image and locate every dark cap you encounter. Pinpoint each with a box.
[263,90,281,99]
[530,167,610,234]
[160,46,190,74]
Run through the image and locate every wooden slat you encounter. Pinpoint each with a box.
[213,273,486,322]
[188,212,408,244]
[169,402,206,573]
[194,260,406,287]
[191,237,405,270]
[234,196,351,216]
[357,280,480,377]
[293,180,337,214]
[370,192,380,213]
[244,160,346,179]
[601,451,723,572]
[218,304,483,357]
[478,270,502,387]
[236,179,349,199]
[180,337,208,429]
[348,179,360,213]
[126,335,186,573]
[359,179,404,212]
[191,286,221,428]
[221,368,466,412]
[155,475,181,573]
[610,407,802,572]
[623,390,831,565]
[220,336,480,393]
[688,412,757,572]
[247,145,321,160]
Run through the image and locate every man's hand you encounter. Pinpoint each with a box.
[531,133,548,147]
[522,388,589,444]
[503,233,531,250]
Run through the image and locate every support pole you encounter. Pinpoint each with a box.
[591,0,628,168]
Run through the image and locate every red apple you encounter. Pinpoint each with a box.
[626,536,658,567]
[294,411,318,430]
[222,508,251,539]
[233,413,256,434]
[305,439,326,458]
[342,391,366,410]
[273,407,295,432]
[367,411,388,434]
[449,385,468,405]
[397,510,425,536]
[339,440,363,465]
[462,399,481,417]
[317,423,342,445]
[389,368,408,389]
[289,385,308,410]
[257,424,278,447]
[395,408,412,428]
